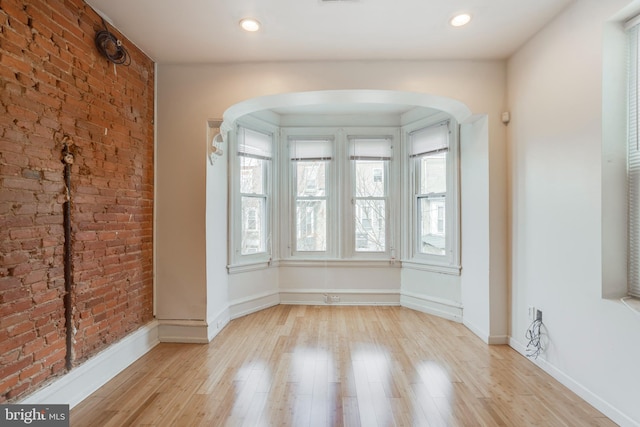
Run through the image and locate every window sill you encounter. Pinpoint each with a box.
[621,296,640,317]
[277,259,401,268]
[401,260,461,276]
[227,260,272,274]
[227,258,461,274]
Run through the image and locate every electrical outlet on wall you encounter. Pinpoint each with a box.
[331,295,340,303]
[528,306,536,321]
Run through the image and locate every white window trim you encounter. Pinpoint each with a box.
[282,128,338,259]
[627,21,640,297]
[226,117,459,275]
[347,132,397,260]
[228,118,278,269]
[401,114,461,275]
[280,127,399,262]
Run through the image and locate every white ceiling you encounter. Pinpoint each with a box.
[85,0,574,64]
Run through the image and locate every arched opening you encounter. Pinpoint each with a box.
[219,90,473,135]
[204,89,502,345]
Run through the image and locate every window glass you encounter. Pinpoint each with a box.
[296,200,327,251]
[356,161,385,197]
[241,197,265,254]
[294,160,327,252]
[420,153,446,194]
[355,199,386,252]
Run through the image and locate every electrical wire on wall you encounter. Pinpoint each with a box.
[94,18,130,66]
[60,136,75,370]
[525,316,544,359]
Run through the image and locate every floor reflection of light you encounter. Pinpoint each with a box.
[352,344,393,427]
[229,359,271,424]
[413,361,453,423]
[289,347,337,425]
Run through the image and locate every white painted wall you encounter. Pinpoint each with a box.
[460,116,493,341]
[507,0,640,424]
[400,268,462,321]
[205,133,230,330]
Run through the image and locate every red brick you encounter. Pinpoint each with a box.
[19,362,44,381]
[1,0,154,400]
[0,374,20,398]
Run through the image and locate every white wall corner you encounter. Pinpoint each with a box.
[19,320,159,409]
[509,338,639,427]
[400,290,462,323]
[462,318,508,345]
[229,290,280,319]
[206,306,232,341]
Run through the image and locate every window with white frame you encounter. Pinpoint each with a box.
[627,20,640,297]
[289,138,332,254]
[350,137,392,253]
[235,126,272,260]
[407,120,459,270]
[228,120,458,272]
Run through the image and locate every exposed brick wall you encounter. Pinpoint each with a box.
[0,0,154,402]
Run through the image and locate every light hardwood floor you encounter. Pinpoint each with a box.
[71,305,615,426]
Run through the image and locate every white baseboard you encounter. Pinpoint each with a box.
[279,288,400,306]
[461,319,509,345]
[206,306,231,341]
[157,319,213,343]
[486,335,509,345]
[229,290,280,319]
[509,338,639,427]
[400,290,462,322]
[19,320,159,409]
[157,308,232,343]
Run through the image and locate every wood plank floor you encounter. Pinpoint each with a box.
[71,305,615,426]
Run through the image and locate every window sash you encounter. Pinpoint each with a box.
[628,24,640,297]
[231,124,273,264]
[241,195,267,255]
[293,160,329,253]
[353,157,389,253]
[416,194,446,256]
[354,198,387,252]
[411,123,451,261]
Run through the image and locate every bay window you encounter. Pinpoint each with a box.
[228,118,459,273]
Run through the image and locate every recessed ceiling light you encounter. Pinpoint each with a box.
[450,13,472,27]
[240,18,261,32]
